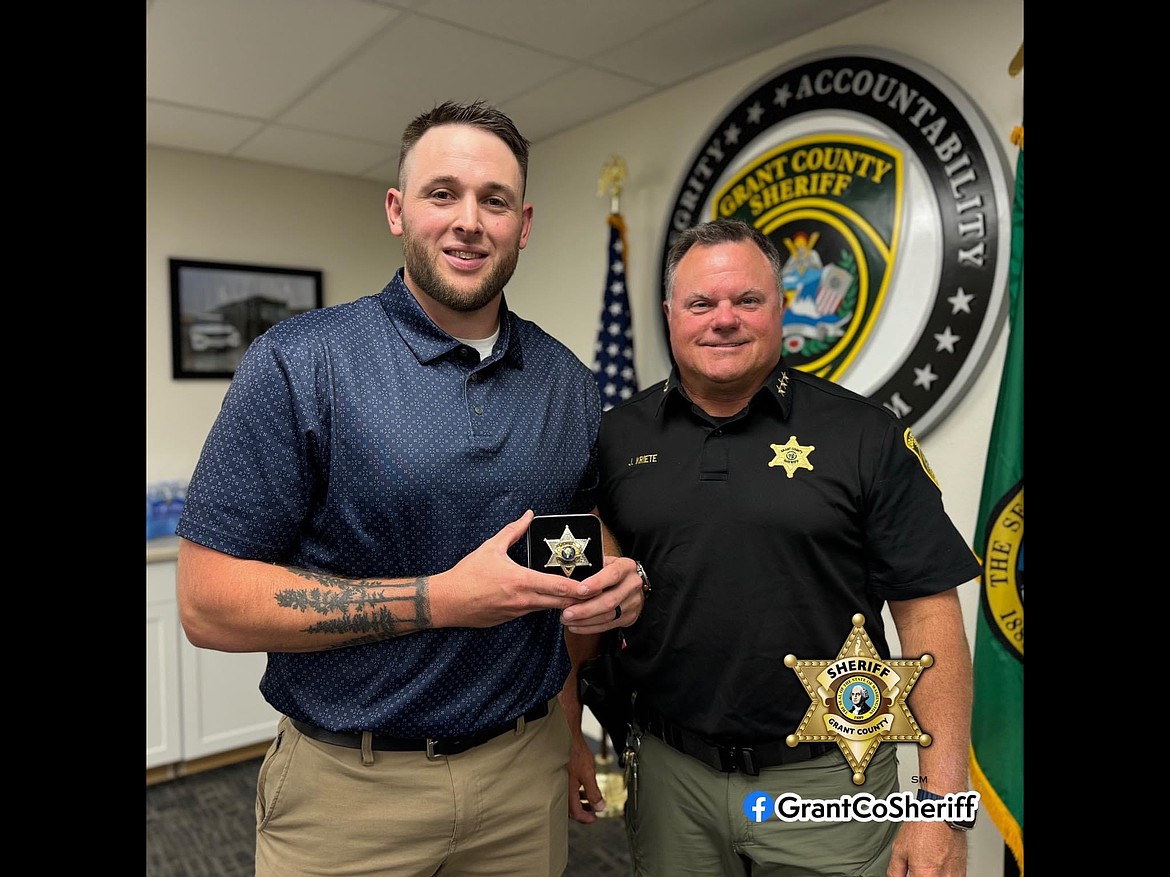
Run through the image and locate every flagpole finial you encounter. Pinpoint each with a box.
[599,155,628,214]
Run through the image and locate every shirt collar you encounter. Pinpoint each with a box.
[378,269,524,368]
[656,358,792,420]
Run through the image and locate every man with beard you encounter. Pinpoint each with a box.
[176,101,645,877]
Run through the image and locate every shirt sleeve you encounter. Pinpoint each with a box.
[864,420,982,600]
[176,331,325,562]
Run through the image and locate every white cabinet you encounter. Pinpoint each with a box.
[146,552,280,768]
[146,561,183,768]
[179,632,280,760]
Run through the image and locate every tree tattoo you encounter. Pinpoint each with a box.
[275,568,432,647]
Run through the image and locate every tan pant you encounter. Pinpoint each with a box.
[255,699,571,877]
[626,732,900,877]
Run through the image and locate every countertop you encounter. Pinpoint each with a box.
[147,537,181,564]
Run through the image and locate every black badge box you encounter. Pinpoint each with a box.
[526,514,604,582]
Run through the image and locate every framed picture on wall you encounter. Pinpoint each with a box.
[169,258,323,379]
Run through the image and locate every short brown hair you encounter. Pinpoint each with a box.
[398,100,530,192]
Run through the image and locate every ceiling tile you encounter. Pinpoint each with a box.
[501,68,657,144]
[146,0,398,116]
[234,126,400,178]
[593,0,883,85]
[278,15,574,143]
[146,101,264,154]
[412,0,709,61]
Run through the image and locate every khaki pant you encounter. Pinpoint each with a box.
[255,699,571,877]
[626,732,900,877]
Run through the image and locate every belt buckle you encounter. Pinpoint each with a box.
[426,738,441,760]
[738,746,759,777]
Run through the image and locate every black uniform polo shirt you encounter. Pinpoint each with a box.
[596,359,981,743]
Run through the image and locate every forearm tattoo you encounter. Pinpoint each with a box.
[275,569,432,647]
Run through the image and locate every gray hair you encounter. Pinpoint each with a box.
[663,219,784,302]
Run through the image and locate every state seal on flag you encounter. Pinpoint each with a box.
[980,480,1024,659]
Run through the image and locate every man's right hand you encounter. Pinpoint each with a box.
[430,510,600,627]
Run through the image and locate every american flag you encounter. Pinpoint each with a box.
[591,213,638,410]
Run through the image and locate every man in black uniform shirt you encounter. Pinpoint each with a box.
[565,219,981,876]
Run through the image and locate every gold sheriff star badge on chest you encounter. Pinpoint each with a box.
[544,525,592,577]
[784,614,932,784]
[769,435,814,478]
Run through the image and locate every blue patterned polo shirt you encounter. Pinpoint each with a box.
[177,270,601,736]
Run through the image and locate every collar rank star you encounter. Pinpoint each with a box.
[545,525,592,577]
[769,435,814,478]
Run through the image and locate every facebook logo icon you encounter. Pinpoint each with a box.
[743,792,774,822]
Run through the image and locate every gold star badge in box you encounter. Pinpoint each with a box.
[784,614,932,785]
[526,514,603,581]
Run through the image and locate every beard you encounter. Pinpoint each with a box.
[403,228,521,313]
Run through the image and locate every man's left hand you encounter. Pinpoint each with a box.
[567,733,605,823]
[560,556,644,634]
[887,820,968,877]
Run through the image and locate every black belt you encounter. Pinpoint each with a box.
[635,703,835,776]
[291,700,550,759]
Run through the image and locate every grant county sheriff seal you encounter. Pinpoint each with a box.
[785,614,931,785]
[660,47,1013,438]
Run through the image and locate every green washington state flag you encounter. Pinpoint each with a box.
[969,135,1023,873]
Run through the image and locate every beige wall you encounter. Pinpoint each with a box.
[146,0,1023,871]
[146,151,400,479]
